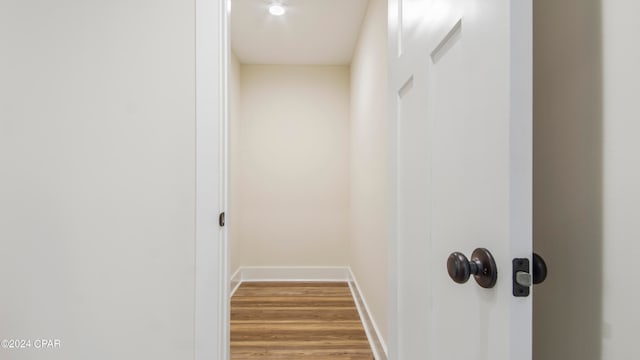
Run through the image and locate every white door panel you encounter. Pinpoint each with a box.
[389,0,532,359]
[396,73,432,357]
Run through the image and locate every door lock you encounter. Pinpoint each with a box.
[513,253,548,297]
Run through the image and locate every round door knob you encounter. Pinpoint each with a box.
[447,248,498,289]
[532,253,547,285]
[447,252,472,284]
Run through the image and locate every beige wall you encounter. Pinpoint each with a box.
[533,0,639,358]
[349,0,389,345]
[229,51,242,276]
[232,65,351,266]
[0,1,196,359]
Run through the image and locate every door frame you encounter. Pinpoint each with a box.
[194,0,230,359]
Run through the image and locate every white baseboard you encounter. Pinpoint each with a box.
[348,268,388,360]
[229,267,242,297]
[236,266,350,282]
[229,266,387,360]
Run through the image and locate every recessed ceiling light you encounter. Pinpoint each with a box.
[269,4,286,16]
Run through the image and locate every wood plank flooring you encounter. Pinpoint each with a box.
[230,282,374,359]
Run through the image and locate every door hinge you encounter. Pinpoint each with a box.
[219,212,225,227]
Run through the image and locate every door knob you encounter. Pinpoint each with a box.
[447,248,498,288]
[532,253,547,284]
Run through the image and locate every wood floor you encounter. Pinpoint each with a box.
[230,281,374,359]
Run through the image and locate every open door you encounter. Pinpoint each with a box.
[388,0,532,359]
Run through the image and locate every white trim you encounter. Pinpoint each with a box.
[229,268,242,297]
[237,266,351,282]
[194,0,229,359]
[509,0,533,358]
[348,269,388,360]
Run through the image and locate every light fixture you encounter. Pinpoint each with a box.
[269,4,286,16]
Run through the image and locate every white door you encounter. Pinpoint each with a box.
[388,0,532,359]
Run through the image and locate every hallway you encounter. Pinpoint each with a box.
[230,282,374,359]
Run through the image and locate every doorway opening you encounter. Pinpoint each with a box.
[226,0,389,358]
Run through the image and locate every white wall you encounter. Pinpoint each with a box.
[349,0,389,345]
[601,1,640,358]
[533,0,640,358]
[233,65,351,266]
[0,1,196,359]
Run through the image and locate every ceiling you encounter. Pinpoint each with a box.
[231,0,370,65]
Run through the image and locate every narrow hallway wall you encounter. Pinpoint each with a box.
[229,50,242,277]
[349,0,389,346]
